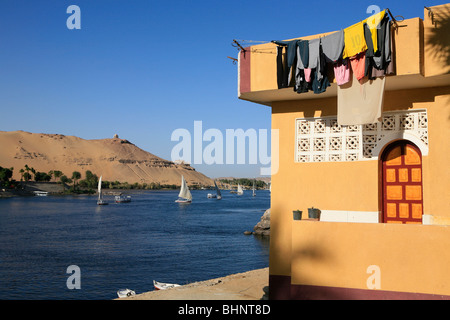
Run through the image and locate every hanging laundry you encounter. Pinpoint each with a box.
[273,40,299,88]
[321,30,345,63]
[350,52,366,81]
[365,10,386,54]
[312,68,331,94]
[373,15,391,71]
[342,21,367,59]
[364,22,376,58]
[337,73,386,125]
[308,38,328,83]
[293,38,330,95]
[365,15,394,79]
[334,58,350,85]
[294,69,310,93]
[304,68,312,82]
[276,46,287,88]
[308,38,321,70]
[295,40,310,92]
[312,43,331,94]
[296,40,309,69]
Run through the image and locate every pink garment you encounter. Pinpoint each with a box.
[349,52,366,81]
[304,68,312,82]
[334,59,350,85]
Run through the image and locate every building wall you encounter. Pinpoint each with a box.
[424,4,450,76]
[269,87,450,298]
[247,3,450,299]
[291,221,450,299]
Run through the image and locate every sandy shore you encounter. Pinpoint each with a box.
[116,268,269,300]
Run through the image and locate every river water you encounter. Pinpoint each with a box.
[0,189,270,300]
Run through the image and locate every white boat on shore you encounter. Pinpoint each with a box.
[175,175,192,203]
[33,191,49,197]
[97,175,108,205]
[153,280,181,290]
[117,288,136,298]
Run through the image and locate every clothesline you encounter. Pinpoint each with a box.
[271,8,394,126]
[231,7,402,55]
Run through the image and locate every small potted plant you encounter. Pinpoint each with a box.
[308,207,321,220]
[293,210,302,220]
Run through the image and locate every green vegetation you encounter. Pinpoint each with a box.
[218,178,268,189]
[0,164,269,195]
[0,166,14,188]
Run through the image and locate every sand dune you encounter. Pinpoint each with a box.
[0,130,213,186]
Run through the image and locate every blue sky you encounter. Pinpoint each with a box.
[0,0,444,178]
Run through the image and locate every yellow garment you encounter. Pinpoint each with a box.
[366,10,386,54]
[343,10,386,59]
[343,21,367,59]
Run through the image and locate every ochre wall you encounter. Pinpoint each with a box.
[424,4,450,76]
[291,221,450,297]
[255,3,450,299]
[269,87,450,283]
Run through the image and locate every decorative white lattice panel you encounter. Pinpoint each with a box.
[295,110,428,163]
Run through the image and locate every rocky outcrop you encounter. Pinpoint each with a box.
[0,130,213,186]
[253,208,270,237]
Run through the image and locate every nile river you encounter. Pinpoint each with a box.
[0,189,270,299]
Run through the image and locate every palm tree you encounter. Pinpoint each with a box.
[60,175,71,192]
[71,171,81,190]
[53,170,63,183]
[23,165,31,182]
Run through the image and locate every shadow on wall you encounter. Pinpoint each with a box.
[426,5,450,73]
[289,242,348,300]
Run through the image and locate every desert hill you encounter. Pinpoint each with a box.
[0,130,213,186]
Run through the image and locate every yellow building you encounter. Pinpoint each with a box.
[238,4,450,299]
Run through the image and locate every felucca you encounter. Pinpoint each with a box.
[175,175,192,203]
[97,175,108,205]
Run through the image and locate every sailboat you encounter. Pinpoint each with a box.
[175,175,192,203]
[97,175,108,205]
[208,181,222,199]
[252,180,256,197]
[236,184,244,195]
[215,181,222,200]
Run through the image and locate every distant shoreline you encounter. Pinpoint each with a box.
[0,179,270,198]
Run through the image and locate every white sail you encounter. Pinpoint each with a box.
[252,180,256,196]
[214,181,222,199]
[237,184,243,195]
[178,175,192,201]
[98,175,103,200]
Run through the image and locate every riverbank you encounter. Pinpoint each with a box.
[116,268,269,300]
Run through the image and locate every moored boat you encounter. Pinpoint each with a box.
[153,280,181,290]
[117,288,136,298]
[115,194,131,203]
[33,191,49,197]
